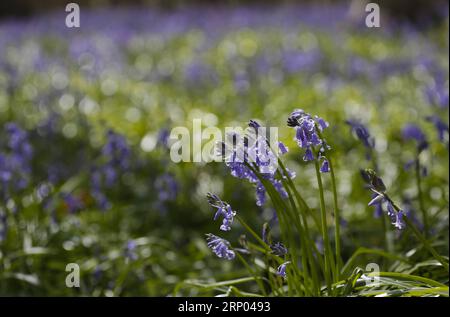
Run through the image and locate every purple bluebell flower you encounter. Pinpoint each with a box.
[102,129,130,173]
[90,167,111,211]
[363,169,406,230]
[90,130,131,210]
[207,193,236,231]
[157,128,170,148]
[303,148,314,161]
[373,199,383,218]
[426,115,448,143]
[206,234,235,260]
[368,194,384,206]
[255,182,267,207]
[346,120,375,149]
[124,240,138,261]
[404,159,415,171]
[61,192,84,214]
[270,242,288,257]
[320,158,330,173]
[392,211,405,230]
[424,80,449,109]
[278,142,288,155]
[272,179,288,199]
[218,120,291,206]
[386,201,396,217]
[248,119,261,130]
[0,123,33,201]
[276,261,290,278]
[155,173,179,202]
[402,124,428,152]
[287,109,331,172]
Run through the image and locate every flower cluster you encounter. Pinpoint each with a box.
[270,242,288,256]
[91,129,131,210]
[363,169,405,230]
[0,123,33,201]
[124,240,138,261]
[155,173,179,202]
[426,115,448,143]
[207,193,236,231]
[402,124,428,153]
[218,120,291,206]
[346,119,375,160]
[205,233,235,260]
[287,109,330,172]
[205,193,237,260]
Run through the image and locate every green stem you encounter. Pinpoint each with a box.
[385,195,448,271]
[236,215,271,252]
[235,251,268,296]
[281,179,317,296]
[327,157,342,279]
[404,216,448,271]
[314,159,335,295]
[415,156,429,237]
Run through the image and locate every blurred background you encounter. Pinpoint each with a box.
[0,0,448,296]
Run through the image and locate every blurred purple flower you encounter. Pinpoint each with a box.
[426,115,448,143]
[402,123,428,152]
[155,173,179,202]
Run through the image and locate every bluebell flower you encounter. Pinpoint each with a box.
[404,159,415,171]
[278,142,288,155]
[157,128,170,148]
[206,234,235,260]
[426,115,448,143]
[392,211,405,230]
[155,173,179,202]
[363,170,406,230]
[373,200,383,218]
[217,120,291,206]
[276,261,290,278]
[0,123,33,201]
[124,240,138,261]
[102,129,130,176]
[61,193,84,214]
[368,194,384,206]
[248,119,261,130]
[270,242,288,257]
[287,109,331,173]
[90,167,111,211]
[346,120,375,149]
[424,80,449,109]
[303,148,314,161]
[255,182,267,207]
[207,193,236,231]
[272,179,288,199]
[402,124,428,152]
[90,129,131,210]
[386,201,396,217]
[320,158,330,173]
